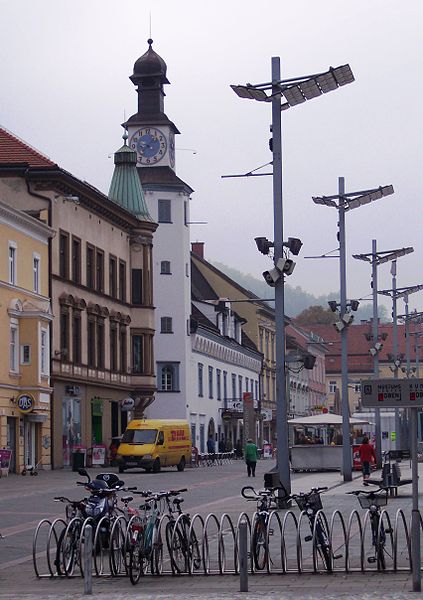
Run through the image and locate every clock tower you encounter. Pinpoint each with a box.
[125,40,194,423]
[125,39,178,170]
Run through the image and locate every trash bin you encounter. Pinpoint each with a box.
[264,466,290,508]
[72,451,85,472]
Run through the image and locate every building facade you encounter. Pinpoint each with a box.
[0,127,157,468]
[0,198,54,473]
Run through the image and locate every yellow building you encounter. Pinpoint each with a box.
[0,199,54,473]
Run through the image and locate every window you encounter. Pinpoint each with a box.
[87,318,96,368]
[198,363,204,397]
[59,231,69,279]
[71,237,81,284]
[119,260,126,302]
[157,362,180,392]
[120,326,127,372]
[231,374,236,400]
[184,201,188,226]
[9,321,19,372]
[216,369,222,401]
[238,375,243,401]
[33,254,40,293]
[132,335,144,374]
[40,327,49,376]
[97,318,105,369]
[109,256,117,298]
[329,381,337,393]
[20,344,31,365]
[96,250,104,293]
[72,311,81,364]
[8,242,17,285]
[110,323,118,371]
[208,366,214,399]
[160,260,171,274]
[223,371,227,403]
[158,199,171,223]
[86,244,95,289]
[160,317,173,334]
[131,268,143,304]
[60,309,69,359]
[255,380,258,402]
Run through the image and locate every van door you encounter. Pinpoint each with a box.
[156,429,166,466]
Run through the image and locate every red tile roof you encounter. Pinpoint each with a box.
[0,127,56,168]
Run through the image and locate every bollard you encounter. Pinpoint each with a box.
[239,519,248,592]
[84,524,93,595]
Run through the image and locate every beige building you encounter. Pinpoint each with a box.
[0,127,157,468]
[0,198,54,473]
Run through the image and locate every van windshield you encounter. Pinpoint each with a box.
[121,429,158,445]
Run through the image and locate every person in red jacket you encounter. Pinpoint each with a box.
[358,436,376,483]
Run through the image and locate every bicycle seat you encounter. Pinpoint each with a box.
[121,495,133,503]
[173,497,184,505]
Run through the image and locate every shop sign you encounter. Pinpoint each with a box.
[17,393,35,414]
[261,408,273,422]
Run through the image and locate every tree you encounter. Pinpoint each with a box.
[295,305,338,325]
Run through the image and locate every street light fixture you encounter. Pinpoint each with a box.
[312,179,394,481]
[353,243,414,465]
[231,61,354,496]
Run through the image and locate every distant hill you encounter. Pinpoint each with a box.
[213,262,387,322]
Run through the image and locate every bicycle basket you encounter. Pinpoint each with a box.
[294,492,323,512]
[358,492,388,509]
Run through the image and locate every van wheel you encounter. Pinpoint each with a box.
[152,458,161,473]
[118,466,125,474]
[177,456,186,472]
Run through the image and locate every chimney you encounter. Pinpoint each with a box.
[191,242,204,259]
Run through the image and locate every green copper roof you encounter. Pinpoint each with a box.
[108,138,154,222]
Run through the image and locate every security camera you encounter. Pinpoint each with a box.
[350,300,360,312]
[328,301,338,313]
[369,347,377,357]
[282,259,296,276]
[334,321,345,333]
[343,313,354,325]
[254,237,273,255]
[374,342,383,352]
[262,267,280,287]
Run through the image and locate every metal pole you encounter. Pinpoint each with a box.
[338,176,352,481]
[239,520,248,592]
[410,406,421,592]
[84,523,93,595]
[272,56,290,496]
[372,239,382,468]
[405,297,411,453]
[392,260,401,450]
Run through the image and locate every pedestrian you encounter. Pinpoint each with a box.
[244,438,258,477]
[218,436,226,453]
[207,434,215,462]
[358,436,376,484]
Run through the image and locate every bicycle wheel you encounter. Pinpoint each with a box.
[109,518,126,576]
[252,518,267,571]
[56,520,81,576]
[166,522,187,573]
[129,534,144,585]
[315,517,332,573]
[189,528,202,571]
[153,527,163,575]
[376,523,386,570]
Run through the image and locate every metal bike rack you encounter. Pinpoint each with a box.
[33,507,420,582]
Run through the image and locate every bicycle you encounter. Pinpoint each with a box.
[128,492,164,584]
[291,486,341,573]
[241,485,284,571]
[347,487,392,570]
[163,489,201,574]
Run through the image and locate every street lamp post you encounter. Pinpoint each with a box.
[313,180,394,481]
[353,243,414,466]
[231,62,354,495]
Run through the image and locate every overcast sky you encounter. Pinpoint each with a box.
[1,1,423,315]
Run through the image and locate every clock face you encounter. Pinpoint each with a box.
[130,127,168,165]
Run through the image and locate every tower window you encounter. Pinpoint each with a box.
[59,231,69,279]
[131,269,143,304]
[160,261,171,274]
[160,317,173,334]
[158,199,171,223]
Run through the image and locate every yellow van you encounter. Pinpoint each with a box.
[116,419,191,473]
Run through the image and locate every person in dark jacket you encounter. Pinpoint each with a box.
[358,436,376,483]
[244,438,258,477]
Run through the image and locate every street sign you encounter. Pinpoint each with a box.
[361,378,423,408]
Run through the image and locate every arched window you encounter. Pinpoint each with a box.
[161,365,174,390]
